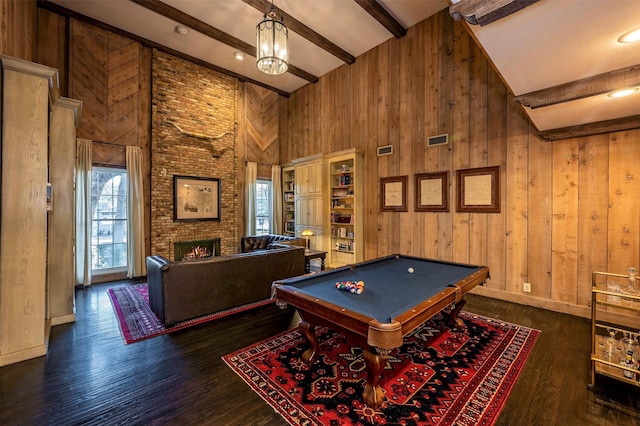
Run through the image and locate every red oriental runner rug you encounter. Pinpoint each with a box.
[108,284,273,344]
[223,312,539,425]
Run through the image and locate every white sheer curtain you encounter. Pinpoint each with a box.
[126,146,146,278]
[271,165,282,234]
[245,162,257,236]
[75,139,92,286]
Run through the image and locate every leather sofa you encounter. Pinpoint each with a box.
[146,245,305,325]
[241,233,307,252]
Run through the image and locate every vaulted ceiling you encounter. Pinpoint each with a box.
[41,0,640,141]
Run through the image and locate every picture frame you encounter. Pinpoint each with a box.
[456,166,501,213]
[380,175,408,212]
[415,171,449,212]
[173,175,221,221]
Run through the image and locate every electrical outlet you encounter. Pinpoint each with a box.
[523,282,531,293]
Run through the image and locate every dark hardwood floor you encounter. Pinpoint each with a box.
[1,281,639,425]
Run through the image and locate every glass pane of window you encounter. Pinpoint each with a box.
[255,180,271,236]
[91,167,128,272]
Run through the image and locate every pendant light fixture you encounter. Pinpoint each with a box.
[256,0,288,75]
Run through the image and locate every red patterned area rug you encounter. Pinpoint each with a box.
[223,312,539,426]
[108,284,273,344]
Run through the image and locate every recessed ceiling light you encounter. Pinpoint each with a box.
[618,28,640,43]
[234,51,245,61]
[608,87,639,98]
[175,25,190,35]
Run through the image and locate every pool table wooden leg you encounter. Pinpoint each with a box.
[299,321,320,364]
[449,297,467,329]
[362,349,386,409]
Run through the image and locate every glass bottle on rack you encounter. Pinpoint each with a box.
[621,332,639,380]
[622,267,638,308]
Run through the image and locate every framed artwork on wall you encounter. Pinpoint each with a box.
[380,175,408,212]
[456,166,501,213]
[415,172,449,212]
[173,175,221,221]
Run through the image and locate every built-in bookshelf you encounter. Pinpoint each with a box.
[282,165,295,236]
[327,149,363,267]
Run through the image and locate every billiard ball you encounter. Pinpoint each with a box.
[408,267,414,273]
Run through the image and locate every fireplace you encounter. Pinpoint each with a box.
[174,238,221,261]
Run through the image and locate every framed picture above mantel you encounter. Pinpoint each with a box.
[173,175,221,221]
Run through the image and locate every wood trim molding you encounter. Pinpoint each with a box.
[1,55,60,107]
[449,0,539,26]
[243,0,355,65]
[514,64,640,109]
[537,115,640,141]
[354,0,406,38]
[54,97,83,128]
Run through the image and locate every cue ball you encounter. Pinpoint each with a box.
[408,267,414,273]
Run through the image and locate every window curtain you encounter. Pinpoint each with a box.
[75,139,92,286]
[126,146,146,278]
[245,162,257,236]
[271,165,282,234]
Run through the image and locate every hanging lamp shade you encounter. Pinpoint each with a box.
[256,4,288,75]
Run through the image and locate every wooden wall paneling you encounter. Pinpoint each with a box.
[395,31,413,256]
[576,134,609,305]
[299,85,309,155]
[468,41,489,267]
[1,0,36,61]
[607,131,640,274]
[437,11,454,261]
[70,19,109,142]
[363,45,383,258]
[409,23,426,258]
[244,83,279,166]
[451,21,471,264]
[319,70,331,156]
[278,93,289,161]
[527,135,553,298]
[37,8,68,94]
[505,99,529,294]
[423,18,440,260]
[485,66,508,290]
[551,138,579,303]
[139,45,152,257]
[341,66,353,152]
[106,34,140,146]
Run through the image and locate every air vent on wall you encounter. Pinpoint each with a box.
[377,145,393,156]
[427,134,448,147]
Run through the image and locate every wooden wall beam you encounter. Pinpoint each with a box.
[449,0,539,26]
[514,64,640,108]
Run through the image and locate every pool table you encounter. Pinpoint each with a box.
[271,254,490,409]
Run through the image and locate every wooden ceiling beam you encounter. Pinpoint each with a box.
[538,115,640,141]
[449,0,539,26]
[514,64,640,109]
[130,0,319,84]
[354,0,406,38]
[242,0,355,65]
